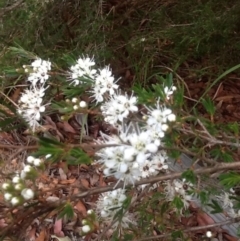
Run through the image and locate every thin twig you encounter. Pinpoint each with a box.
[137,217,240,241]
[0,0,24,18]
[72,161,240,200]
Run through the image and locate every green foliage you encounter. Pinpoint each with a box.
[58,203,74,219]
[36,137,65,161]
[219,172,240,189]
[201,97,215,116]
[208,199,223,214]
[172,196,184,211]
[66,147,91,165]
[181,169,196,184]
[171,230,184,240]
[198,191,209,205]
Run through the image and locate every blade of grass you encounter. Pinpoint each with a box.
[190,64,240,112]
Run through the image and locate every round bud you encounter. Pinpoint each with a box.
[79,101,87,108]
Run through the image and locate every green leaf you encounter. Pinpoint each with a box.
[219,172,240,189]
[123,234,134,241]
[227,122,239,136]
[172,196,184,210]
[171,230,184,240]
[58,203,74,219]
[208,199,223,214]
[191,63,240,111]
[198,191,208,204]
[201,97,215,115]
[66,147,91,165]
[181,169,196,184]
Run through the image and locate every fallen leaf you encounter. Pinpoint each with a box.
[90,173,99,186]
[74,200,87,217]
[57,121,76,134]
[51,236,71,241]
[80,178,89,189]
[53,219,64,237]
[59,168,67,180]
[35,229,45,241]
[60,178,76,184]
[27,226,36,241]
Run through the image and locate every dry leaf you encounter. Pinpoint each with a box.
[57,121,76,134]
[53,219,64,237]
[60,178,76,184]
[27,226,36,241]
[74,200,87,217]
[80,178,89,189]
[35,229,45,241]
[90,173,99,186]
[59,168,67,180]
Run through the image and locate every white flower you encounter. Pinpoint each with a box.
[206,231,212,238]
[100,93,138,124]
[164,85,176,100]
[82,225,91,233]
[45,154,52,159]
[33,158,42,166]
[15,184,23,190]
[12,176,21,183]
[79,101,87,108]
[11,197,20,206]
[27,156,35,164]
[23,165,32,173]
[21,188,34,200]
[68,56,97,86]
[96,188,134,230]
[2,183,10,190]
[27,58,51,85]
[4,193,12,201]
[164,179,193,212]
[216,192,234,209]
[145,100,176,137]
[18,84,48,132]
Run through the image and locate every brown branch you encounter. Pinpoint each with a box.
[73,161,240,200]
[138,217,240,241]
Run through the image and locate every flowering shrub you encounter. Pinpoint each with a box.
[1,53,240,240]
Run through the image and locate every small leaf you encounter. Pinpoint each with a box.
[172,196,184,210]
[208,199,223,214]
[58,203,74,219]
[219,172,240,189]
[202,97,215,115]
[181,169,196,184]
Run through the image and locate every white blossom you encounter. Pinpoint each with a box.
[4,193,12,201]
[100,92,138,125]
[96,189,134,230]
[11,197,20,206]
[21,188,34,200]
[2,183,10,190]
[82,225,91,233]
[68,56,96,86]
[18,84,48,132]
[26,58,51,85]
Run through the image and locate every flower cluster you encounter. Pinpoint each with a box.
[96,189,134,229]
[1,155,47,206]
[2,174,34,206]
[68,57,119,103]
[164,179,193,212]
[100,92,138,125]
[23,58,51,86]
[216,191,240,218]
[18,58,51,131]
